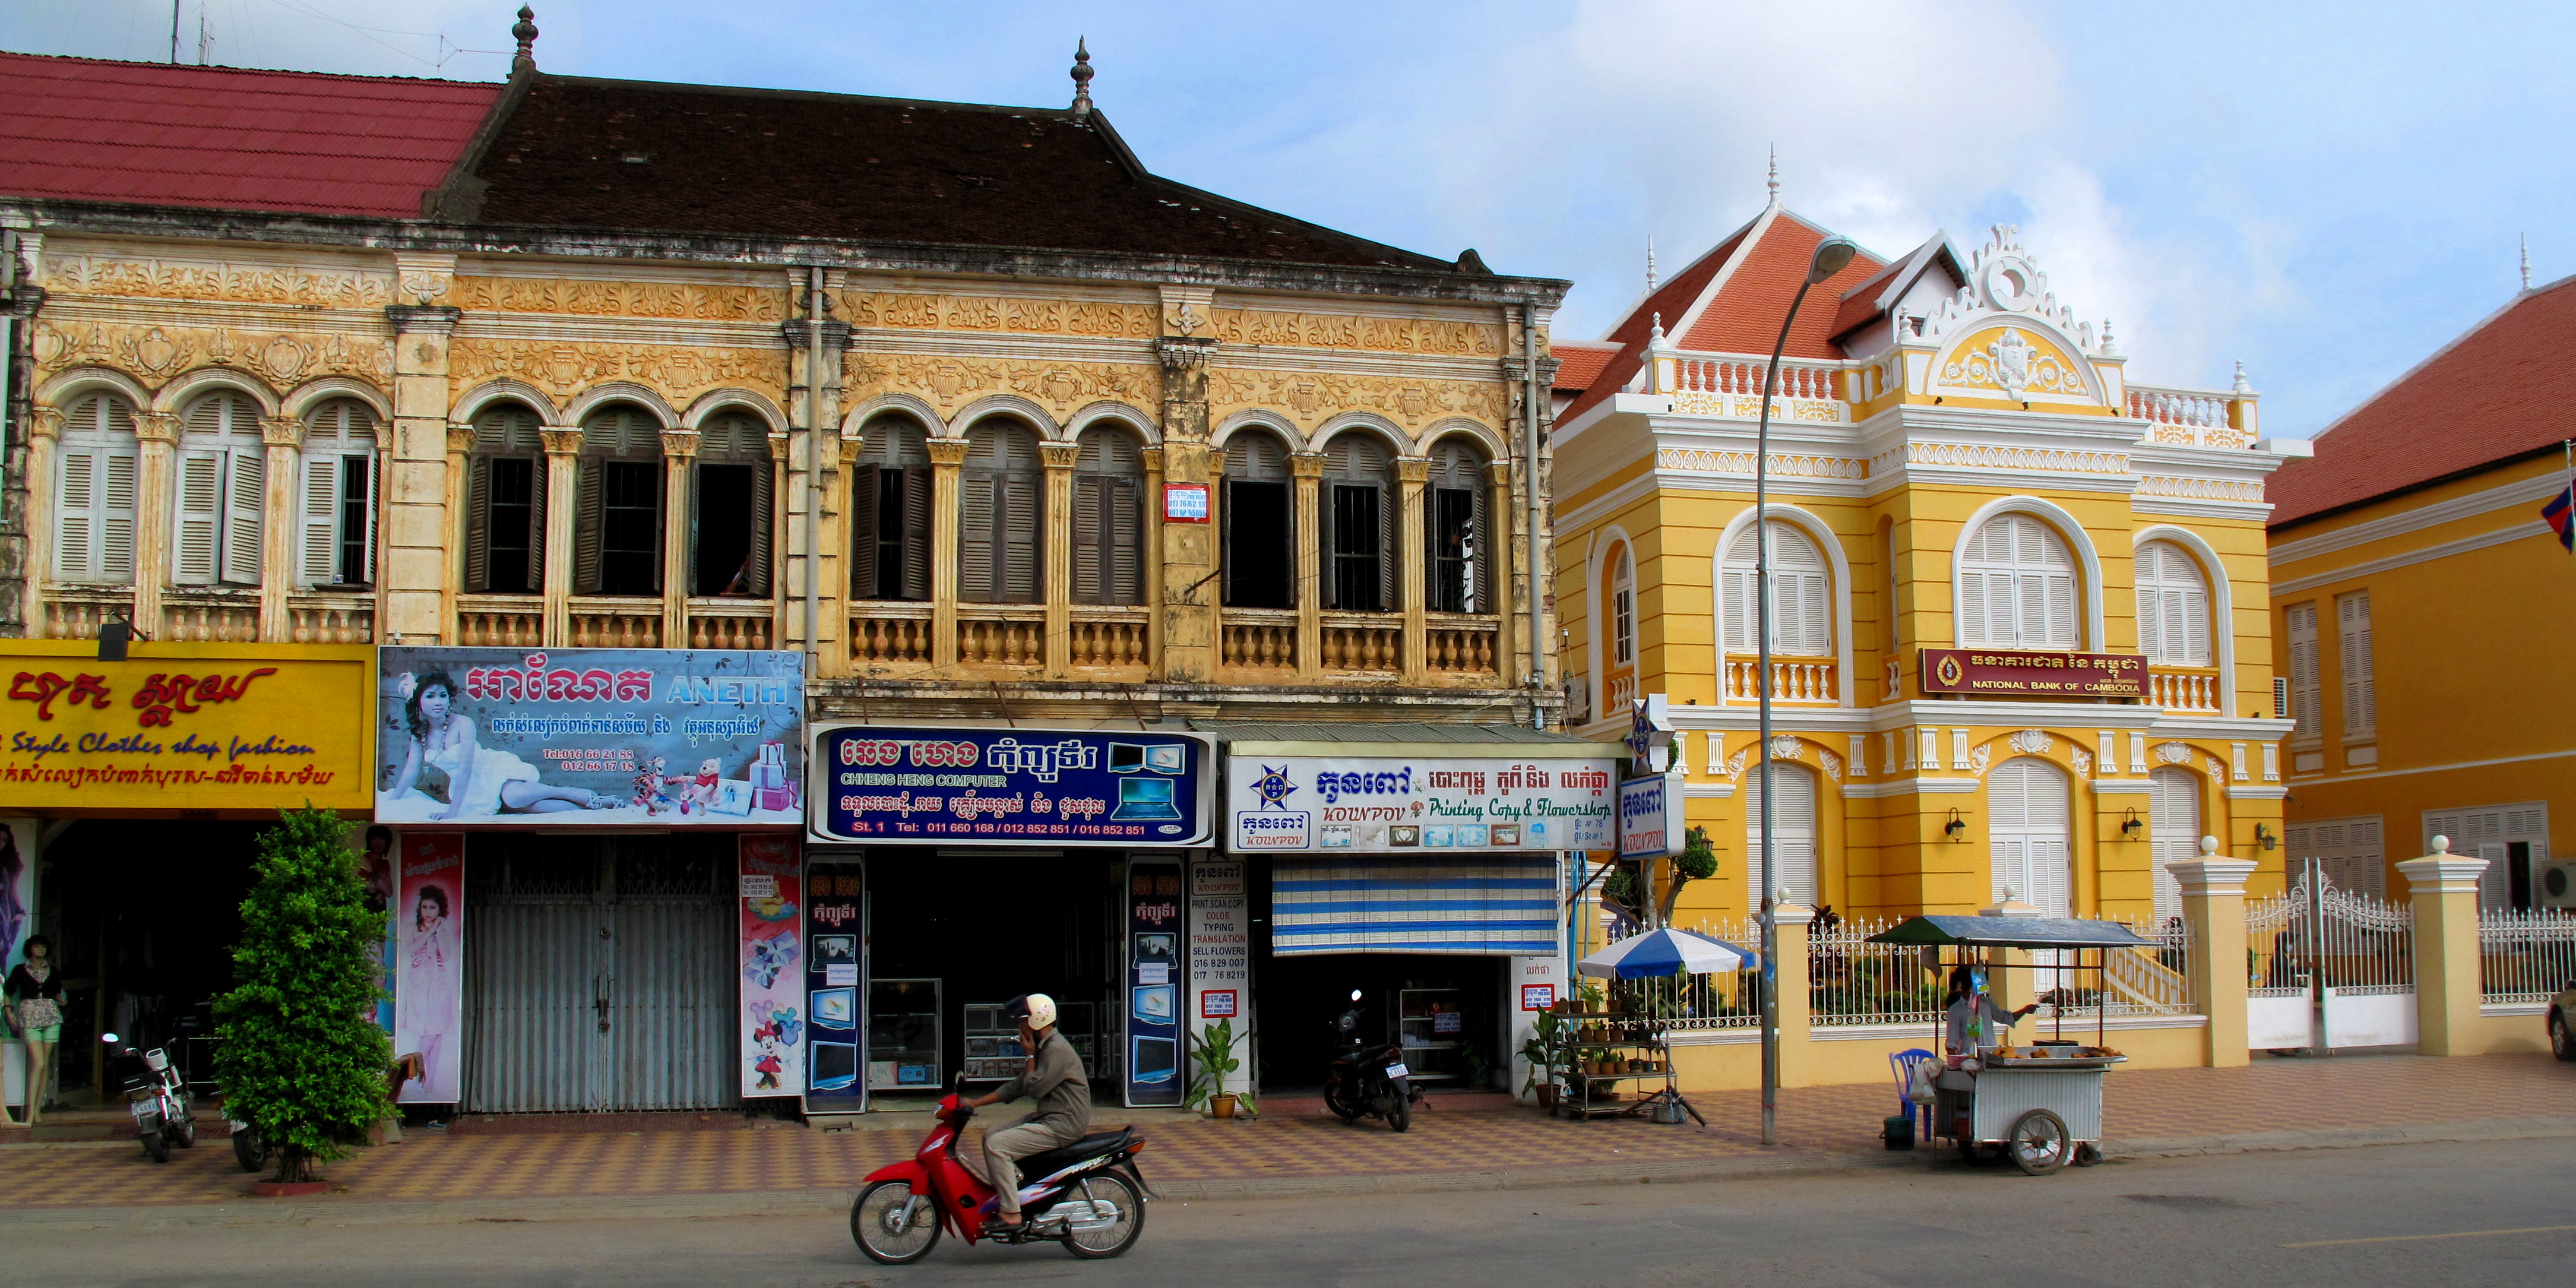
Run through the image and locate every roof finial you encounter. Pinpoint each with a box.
[2521,233,2531,292]
[1645,235,1657,293]
[1767,145,1778,201]
[511,6,539,75]
[1070,37,1094,116]
[1650,312,1666,342]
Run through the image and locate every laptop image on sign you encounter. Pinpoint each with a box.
[1112,777,1182,822]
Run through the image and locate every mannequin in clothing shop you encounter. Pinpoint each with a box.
[5,935,65,1126]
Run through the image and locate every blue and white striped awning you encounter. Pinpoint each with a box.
[1270,855,1559,956]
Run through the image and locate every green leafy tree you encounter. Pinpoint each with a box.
[1653,826,1720,925]
[215,808,390,1182]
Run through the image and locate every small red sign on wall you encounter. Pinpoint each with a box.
[1163,483,1210,523]
[1201,989,1238,1018]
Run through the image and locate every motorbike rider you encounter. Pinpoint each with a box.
[963,993,1090,1231]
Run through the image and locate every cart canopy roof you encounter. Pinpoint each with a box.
[1863,915,2154,950]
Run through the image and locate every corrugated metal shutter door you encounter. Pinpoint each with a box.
[466,897,600,1112]
[1270,855,1556,955]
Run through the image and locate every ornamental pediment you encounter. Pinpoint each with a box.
[1930,324,2103,406]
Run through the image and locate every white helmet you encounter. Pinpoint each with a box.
[1009,993,1058,1030]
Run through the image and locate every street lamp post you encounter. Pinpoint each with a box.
[1755,235,1858,1148]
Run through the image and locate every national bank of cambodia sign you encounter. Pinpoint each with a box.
[1918,647,2146,698]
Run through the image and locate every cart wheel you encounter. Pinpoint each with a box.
[2074,1142,2103,1167]
[2007,1109,2071,1176]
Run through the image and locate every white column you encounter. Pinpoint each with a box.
[2128,731,2147,776]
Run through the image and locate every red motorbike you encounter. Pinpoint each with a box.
[850,1089,1150,1264]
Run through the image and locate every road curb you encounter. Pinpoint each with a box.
[8,1115,2572,1229]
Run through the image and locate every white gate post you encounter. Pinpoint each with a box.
[2169,838,2256,1068]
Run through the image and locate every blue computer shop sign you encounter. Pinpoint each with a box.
[809,724,1214,847]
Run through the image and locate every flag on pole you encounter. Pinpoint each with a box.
[2547,484,2575,552]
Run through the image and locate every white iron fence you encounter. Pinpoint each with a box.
[2477,907,2576,1005]
[1808,916,1942,1027]
[2041,917,2197,1020]
[1602,919,1763,1030]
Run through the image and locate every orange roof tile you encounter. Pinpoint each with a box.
[1551,341,1619,393]
[2268,276,2576,527]
[1672,211,1887,357]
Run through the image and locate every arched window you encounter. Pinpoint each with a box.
[691,412,773,597]
[300,398,378,587]
[54,392,139,584]
[576,405,665,596]
[850,414,930,602]
[2148,766,2198,924]
[465,403,545,594]
[1609,544,1635,666]
[1221,429,1293,609]
[1745,759,1819,906]
[1072,424,1144,606]
[1989,757,2071,916]
[1425,439,1490,613]
[1322,432,1395,612]
[2135,540,2211,666]
[1958,514,2077,648]
[1720,521,1831,656]
[173,390,267,586]
[959,421,1041,603]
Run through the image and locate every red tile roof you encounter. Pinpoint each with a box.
[0,52,501,219]
[2268,276,2576,527]
[1551,341,1619,393]
[1671,210,1886,357]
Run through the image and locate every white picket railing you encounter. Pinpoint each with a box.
[2478,907,2576,1004]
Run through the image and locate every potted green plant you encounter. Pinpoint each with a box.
[1185,1018,1254,1119]
[1520,1008,1563,1108]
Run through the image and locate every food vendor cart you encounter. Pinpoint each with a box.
[1865,916,2151,1176]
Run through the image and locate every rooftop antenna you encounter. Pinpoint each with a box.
[2521,233,2532,292]
[169,1,179,64]
[197,7,213,65]
[511,6,539,75]
[1767,145,1779,202]
[1645,235,1658,293]
[1070,37,1094,116]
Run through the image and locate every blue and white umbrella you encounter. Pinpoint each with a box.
[1577,928,1758,980]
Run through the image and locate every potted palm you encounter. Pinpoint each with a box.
[1520,1008,1563,1109]
[1185,1018,1253,1119]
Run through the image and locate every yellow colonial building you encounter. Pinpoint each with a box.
[2265,274,2576,908]
[1550,195,2302,928]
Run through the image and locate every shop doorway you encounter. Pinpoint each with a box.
[863,850,1122,1102]
[463,833,735,1113]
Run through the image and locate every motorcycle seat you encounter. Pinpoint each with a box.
[1014,1126,1137,1181]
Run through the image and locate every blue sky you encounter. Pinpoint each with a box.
[8,1,2573,437]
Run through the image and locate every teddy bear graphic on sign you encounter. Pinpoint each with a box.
[679,757,723,815]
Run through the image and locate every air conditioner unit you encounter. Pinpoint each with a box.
[2542,861,2576,911]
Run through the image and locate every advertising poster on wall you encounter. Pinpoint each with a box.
[1186,858,1252,1099]
[393,833,464,1103]
[811,726,1211,847]
[739,835,805,1099]
[357,824,397,1037]
[803,855,866,1115]
[0,818,32,975]
[1226,755,1618,854]
[374,648,804,827]
[1125,859,1184,1107]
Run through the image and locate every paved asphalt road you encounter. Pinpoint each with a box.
[10,1137,2574,1286]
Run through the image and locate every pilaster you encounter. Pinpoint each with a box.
[257,415,305,641]
[660,429,700,645]
[1770,903,1814,1086]
[1039,441,1078,678]
[22,407,61,634]
[1139,445,1166,672]
[926,438,969,669]
[2395,839,2490,1057]
[383,302,460,643]
[1290,452,1324,681]
[130,410,176,633]
[538,428,582,647]
[781,292,849,674]
[2170,844,2257,1067]
[442,423,472,635]
[1397,455,1429,683]
[1485,459,1518,683]
[1156,333,1217,683]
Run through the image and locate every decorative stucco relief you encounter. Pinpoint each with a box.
[450,338,785,403]
[839,293,1157,339]
[1667,391,1847,422]
[843,353,1159,419]
[1871,442,2131,476]
[34,320,393,387]
[1655,448,1866,479]
[450,277,789,322]
[40,254,395,309]
[2134,474,2265,502]
[1937,325,2092,401]
[1208,309,1501,356]
[1207,368,1501,428]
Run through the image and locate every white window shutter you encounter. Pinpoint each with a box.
[1958,569,1989,644]
[958,473,996,602]
[300,454,338,584]
[1721,567,1750,651]
[221,448,264,585]
[2135,569,2163,662]
[55,450,97,580]
[173,450,224,584]
[101,450,137,582]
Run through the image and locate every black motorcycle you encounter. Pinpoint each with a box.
[106,1033,196,1163]
[1322,989,1417,1131]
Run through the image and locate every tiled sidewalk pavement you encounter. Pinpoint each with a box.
[2,1053,2566,1210]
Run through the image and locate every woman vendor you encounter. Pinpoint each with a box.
[1942,963,2040,1058]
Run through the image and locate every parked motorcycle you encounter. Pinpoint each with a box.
[105,1033,195,1163]
[849,1084,1150,1264]
[1323,988,1417,1131]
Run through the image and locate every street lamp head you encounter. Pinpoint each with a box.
[1806,238,1859,285]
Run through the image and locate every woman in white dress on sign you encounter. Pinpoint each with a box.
[386,670,615,818]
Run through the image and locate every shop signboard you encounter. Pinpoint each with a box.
[1917,647,2146,698]
[1618,772,1685,860]
[1125,859,1185,1107]
[374,648,804,827]
[1186,858,1253,1099]
[393,833,464,1104]
[0,641,374,812]
[1225,755,1617,854]
[803,853,867,1114]
[810,724,1212,847]
[739,836,806,1100]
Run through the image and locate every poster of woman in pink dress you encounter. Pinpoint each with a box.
[394,833,465,1103]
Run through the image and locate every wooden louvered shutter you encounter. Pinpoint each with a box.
[1468,474,1489,613]
[574,457,605,594]
[1001,471,1042,602]
[220,446,263,585]
[747,454,773,597]
[958,473,996,602]
[1375,477,1395,610]
[56,450,97,580]
[300,452,338,585]
[901,466,932,600]
[1107,477,1142,604]
[527,451,550,593]
[2180,566,2210,666]
[464,455,492,591]
[1072,473,1105,605]
[2338,592,2374,734]
[173,450,224,584]
[2135,546,2164,662]
[849,464,880,599]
